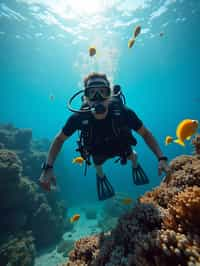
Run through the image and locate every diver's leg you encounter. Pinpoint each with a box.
[92,154,107,178]
[127,149,149,185]
[92,154,115,200]
[94,164,104,178]
[127,149,138,168]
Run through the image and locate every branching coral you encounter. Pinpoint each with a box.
[192,134,200,155]
[65,152,200,266]
[113,203,162,245]
[0,123,68,266]
[0,149,22,182]
[164,155,200,189]
[66,235,101,265]
[132,229,200,266]
[139,183,180,209]
[163,186,200,234]
[0,231,36,266]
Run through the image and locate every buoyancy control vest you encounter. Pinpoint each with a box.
[76,97,137,174]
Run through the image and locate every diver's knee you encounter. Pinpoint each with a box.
[94,163,103,169]
[127,150,138,161]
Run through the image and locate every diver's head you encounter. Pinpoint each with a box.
[83,73,111,116]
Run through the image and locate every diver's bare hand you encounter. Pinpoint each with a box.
[158,160,171,176]
[39,169,56,191]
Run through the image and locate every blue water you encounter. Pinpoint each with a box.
[0,0,200,206]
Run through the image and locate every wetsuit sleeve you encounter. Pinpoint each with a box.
[123,106,143,131]
[62,114,80,137]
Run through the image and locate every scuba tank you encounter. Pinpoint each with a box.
[113,85,126,105]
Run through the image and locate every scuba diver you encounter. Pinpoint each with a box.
[39,72,170,200]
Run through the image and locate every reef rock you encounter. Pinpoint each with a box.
[0,231,35,266]
[0,123,32,150]
[0,149,22,183]
[0,149,66,248]
[0,124,67,259]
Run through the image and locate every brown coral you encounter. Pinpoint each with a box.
[0,149,22,182]
[163,186,200,234]
[63,153,200,266]
[165,155,200,189]
[133,229,200,266]
[192,134,200,155]
[65,235,101,265]
[0,231,36,266]
[139,183,180,209]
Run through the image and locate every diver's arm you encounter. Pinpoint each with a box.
[46,131,68,166]
[136,125,164,159]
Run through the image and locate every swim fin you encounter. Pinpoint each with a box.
[96,174,115,201]
[132,163,149,185]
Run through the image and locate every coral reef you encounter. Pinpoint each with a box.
[163,186,200,234]
[0,123,48,179]
[132,229,200,266]
[0,149,66,248]
[0,124,68,265]
[0,123,32,150]
[65,153,200,266]
[139,183,179,208]
[66,235,101,266]
[192,134,200,155]
[0,231,35,266]
[0,149,22,182]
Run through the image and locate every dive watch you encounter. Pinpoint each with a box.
[158,156,168,161]
[41,162,53,171]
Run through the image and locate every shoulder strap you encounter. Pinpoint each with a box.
[110,102,137,146]
[78,112,93,147]
[109,99,125,136]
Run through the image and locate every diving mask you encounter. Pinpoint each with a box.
[84,77,111,101]
[85,87,110,101]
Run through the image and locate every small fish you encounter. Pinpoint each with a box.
[134,25,141,38]
[174,119,199,146]
[160,32,164,37]
[72,156,84,165]
[128,38,135,48]
[70,214,80,223]
[121,197,133,205]
[89,46,96,57]
[165,136,173,145]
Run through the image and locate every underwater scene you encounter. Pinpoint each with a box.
[0,0,200,265]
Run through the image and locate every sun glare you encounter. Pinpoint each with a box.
[68,0,105,15]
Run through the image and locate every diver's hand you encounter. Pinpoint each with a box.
[158,159,171,176]
[39,169,56,191]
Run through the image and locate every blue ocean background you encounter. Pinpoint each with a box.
[0,0,199,207]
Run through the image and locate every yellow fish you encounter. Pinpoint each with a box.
[70,214,80,223]
[128,38,135,48]
[165,136,173,145]
[72,156,84,165]
[174,119,199,146]
[121,197,133,205]
[89,46,96,57]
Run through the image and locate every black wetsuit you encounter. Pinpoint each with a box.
[62,105,143,165]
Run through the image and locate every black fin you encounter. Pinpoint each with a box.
[96,175,115,200]
[132,163,149,185]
